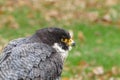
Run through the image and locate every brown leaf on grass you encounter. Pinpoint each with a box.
[45,10,60,21]
[44,0,58,6]
[62,77,69,80]
[74,0,86,9]
[27,13,35,19]
[17,0,26,6]
[78,31,85,42]
[0,9,4,15]
[63,63,71,72]
[93,66,104,75]
[17,0,33,7]
[73,75,83,80]
[102,13,112,23]
[87,72,94,78]
[105,0,118,6]
[109,9,118,20]
[9,22,19,29]
[7,16,19,29]
[117,20,120,26]
[61,13,73,21]
[109,77,115,80]
[78,61,89,68]
[86,11,99,22]
[86,0,98,7]
[112,67,119,75]
[105,71,112,78]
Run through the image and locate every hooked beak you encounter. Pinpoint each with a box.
[71,42,76,46]
[67,39,75,47]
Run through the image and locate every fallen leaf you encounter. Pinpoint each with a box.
[87,11,99,22]
[78,31,85,42]
[109,77,115,80]
[0,10,4,15]
[112,67,119,75]
[7,16,19,29]
[62,77,69,80]
[45,10,60,21]
[105,0,118,6]
[109,9,118,20]
[78,61,89,68]
[87,72,94,78]
[105,71,112,78]
[102,13,112,23]
[93,66,104,75]
[74,75,83,80]
[74,0,86,9]
[87,0,98,7]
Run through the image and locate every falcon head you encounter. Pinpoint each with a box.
[35,27,75,52]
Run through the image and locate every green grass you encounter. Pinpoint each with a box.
[62,23,120,77]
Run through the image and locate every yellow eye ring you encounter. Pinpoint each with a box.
[61,38,68,43]
[61,38,74,46]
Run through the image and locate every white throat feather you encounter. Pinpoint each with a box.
[52,43,69,61]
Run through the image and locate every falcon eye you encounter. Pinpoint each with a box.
[61,38,68,43]
[61,38,75,46]
[61,38,70,44]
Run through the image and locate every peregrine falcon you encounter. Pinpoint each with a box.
[0,27,75,80]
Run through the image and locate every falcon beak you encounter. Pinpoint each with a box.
[71,42,76,47]
[69,39,75,47]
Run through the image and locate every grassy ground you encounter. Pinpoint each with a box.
[0,0,120,80]
[1,23,120,79]
[62,24,120,79]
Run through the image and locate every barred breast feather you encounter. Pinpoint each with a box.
[0,38,63,80]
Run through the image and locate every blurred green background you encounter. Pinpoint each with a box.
[0,0,120,80]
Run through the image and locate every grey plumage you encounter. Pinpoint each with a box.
[0,27,75,80]
[0,38,62,80]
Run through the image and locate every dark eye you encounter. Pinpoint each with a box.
[61,38,65,42]
[61,38,68,43]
